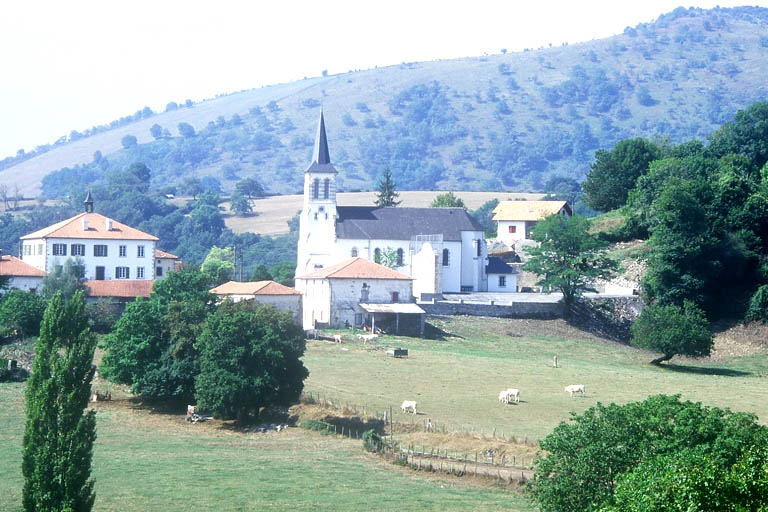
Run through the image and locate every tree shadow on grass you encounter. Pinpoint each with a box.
[660,364,751,377]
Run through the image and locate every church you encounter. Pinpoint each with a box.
[296,112,489,295]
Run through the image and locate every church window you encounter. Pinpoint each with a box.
[374,248,381,264]
[442,248,450,266]
[323,178,330,199]
[314,212,318,220]
[312,178,319,199]
[477,239,482,257]
[351,247,358,257]
[396,248,404,266]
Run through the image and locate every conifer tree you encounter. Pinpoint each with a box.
[22,291,97,512]
[374,169,401,207]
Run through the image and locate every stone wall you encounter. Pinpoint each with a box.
[420,299,563,318]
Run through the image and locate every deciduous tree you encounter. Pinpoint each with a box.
[630,301,714,364]
[430,191,466,209]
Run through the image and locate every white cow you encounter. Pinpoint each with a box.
[565,384,585,397]
[333,334,342,343]
[401,400,417,414]
[359,334,379,342]
[506,388,520,403]
[499,390,509,403]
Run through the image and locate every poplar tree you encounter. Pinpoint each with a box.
[22,291,97,512]
[374,169,401,207]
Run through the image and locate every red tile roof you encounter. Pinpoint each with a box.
[296,258,412,280]
[0,255,46,277]
[209,280,300,296]
[85,280,154,298]
[154,249,179,259]
[21,212,158,241]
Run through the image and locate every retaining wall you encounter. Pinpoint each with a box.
[420,300,564,319]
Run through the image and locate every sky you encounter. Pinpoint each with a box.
[1,0,766,158]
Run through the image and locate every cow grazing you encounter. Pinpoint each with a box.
[333,334,342,343]
[565,384,585,397]
[360,333,379,342]
[499,390,509,403]
[506,388,520,403]
[401,400,417,414]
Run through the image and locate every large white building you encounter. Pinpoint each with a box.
[21,193,161,282]
[297,112,489,294]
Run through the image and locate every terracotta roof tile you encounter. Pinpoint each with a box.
[492,201,571,221]
[21,212,158,241]
[0,255,46,277]
[210,280,301,296]
[85,280,154,298]
[154,249,179,259]
[296,258,412,280]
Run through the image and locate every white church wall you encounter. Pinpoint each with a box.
[439,241,462,293]
[460,231,487,292]
[412,242,439,298]
[295,278,331,330]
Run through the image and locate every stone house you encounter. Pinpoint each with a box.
[209,280,302,320]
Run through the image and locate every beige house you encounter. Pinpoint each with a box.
[295,257,424,336]
[492,200,572,245]
[209,280,302,320]
[154,249,179,280]
[0,254,46,293]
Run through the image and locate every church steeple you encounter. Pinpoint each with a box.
[84,190,94,213]
[313,110,331,166]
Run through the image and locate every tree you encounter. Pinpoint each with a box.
[235,178,265,199]
[374,169,401,207]
[582,138,661,211]
[523,214,617,317]
[430,191,466,209]
[251,265,272,281]
[120,134,137,149]
[127,162,151,192]
[0,290,47,336]
[530,395,768,512]
[194,300,308,422]
[22,292,97,512]
[746,284,768,322]
[630,301,714,364]
[41,257,87,301]
[229,191,252,216]
[269,261,296,286]
[471,199,500,238]
[178,122,195,138]
[180,177,203,199]
[150,123,163,139]
[376,247,400,269]
[201,246,235,285]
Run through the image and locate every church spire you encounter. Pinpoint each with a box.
[312,110,331,165]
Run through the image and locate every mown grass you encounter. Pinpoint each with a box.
[0,382,530,511]
[306,316,768,441]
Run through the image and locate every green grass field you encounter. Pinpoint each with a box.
[0,382,529,511]
[305,316,768,441]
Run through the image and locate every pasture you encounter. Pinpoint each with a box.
[305,316,768,441]
[0,382,528,511]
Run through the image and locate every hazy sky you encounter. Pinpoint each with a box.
[1,0,766,158]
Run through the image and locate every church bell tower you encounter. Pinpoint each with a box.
[297,111,339,276]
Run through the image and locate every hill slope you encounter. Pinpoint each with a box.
[3,6,768,197]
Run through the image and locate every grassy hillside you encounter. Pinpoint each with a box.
[3,6,768,197]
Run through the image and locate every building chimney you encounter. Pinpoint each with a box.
[82,217,89,230]
[105,218,113,231]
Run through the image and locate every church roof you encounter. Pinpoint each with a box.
[335,207,484,241]
[20,212,159,241]
[296,258,412,280]
[306,110,337,174]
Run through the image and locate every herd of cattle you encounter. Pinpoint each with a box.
[400,384,586,414]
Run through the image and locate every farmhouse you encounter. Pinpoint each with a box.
[493,200,572,245]
[0,254,46,292]
[295,257,424,335]
[209,280,302,320]
[21,192,160,281]
[296,112,488,294]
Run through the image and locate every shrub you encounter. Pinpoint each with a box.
[746,284,768,323]
[630,301,713,364]
[301,419,334,434]
[362,429,383,452]
[0,290,47,336]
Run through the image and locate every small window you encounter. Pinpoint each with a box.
[391,291,399,303]
[323,178,330,199]
[52,243,67,256]
[314,212,318,220]
[23,245,32,256]
[351,247,358,257]
[116,266,130,279]
[374,248,381,264]
[499,276,506,287]
[137,267,145,279]
[442,248,450,266]
[71,244,85,256]
[508,225,517,233]
[94,245,108,257]
[37,244,43,255]
[396,248,404,266]
[156,266,163,277]
[312,178,319,199]
[119,245,127,257]
[137,245,145,258]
